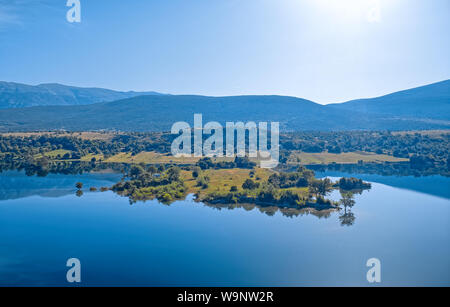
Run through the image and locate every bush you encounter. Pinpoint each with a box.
[242,179,258,190]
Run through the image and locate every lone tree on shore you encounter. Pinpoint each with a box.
[75,182,83,190]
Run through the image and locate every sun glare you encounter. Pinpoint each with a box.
[313,0,382,23]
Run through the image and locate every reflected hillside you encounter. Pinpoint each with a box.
[0,171,121,201]
[314,170,450,199]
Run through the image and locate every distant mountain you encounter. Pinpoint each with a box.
[0,81,165,108]
[0,80,448,132]
[330,80,450,121]
[0,93,448,132]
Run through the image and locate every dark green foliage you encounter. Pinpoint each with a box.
[242,179,259,190]
[192,166,201,178]
[336,177,371,190]
[282,131,449,174]
[112,166,186,204]
[268,166,314,188]
[309,178,333,197]
[196,175,210,189]
[197,156,256,170]
[129,165,145,179]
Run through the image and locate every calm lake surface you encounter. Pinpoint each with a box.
[0,170,448,286]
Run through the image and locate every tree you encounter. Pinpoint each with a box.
[309,178,332,197]
[129,165,144,179]
[196,175,210,189]
[295,177,308,187]
[339,191,356,227]
[230,186,238,192]
[242,179,258,190]
[192,167,201,178]
[167,167,181,181]
[75,182,83,190]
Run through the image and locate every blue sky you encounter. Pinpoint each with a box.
[0,0,449,104]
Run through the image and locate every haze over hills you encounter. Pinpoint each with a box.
[0,80,448,132]
[330,79,450,120]
[0,81,165,108]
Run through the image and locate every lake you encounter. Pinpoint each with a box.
[0,170,448,286]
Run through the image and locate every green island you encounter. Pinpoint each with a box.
[111,157,371,212]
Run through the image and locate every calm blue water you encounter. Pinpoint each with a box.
[0,170,448,286]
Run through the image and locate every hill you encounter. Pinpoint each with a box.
[330,80,450,120]
[0,80,448,132]
[0,81,164,108]
[0,94,448,132]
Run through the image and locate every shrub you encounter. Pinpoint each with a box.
[242,179,258,190]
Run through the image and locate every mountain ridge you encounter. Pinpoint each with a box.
[0,81,165,108]
[329,79,450,120]
[0,80,448,132]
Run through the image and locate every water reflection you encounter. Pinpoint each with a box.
[338,190,356,226]
[0,170,121,201]
[3,162,448,226]
[309,164,450,199]
[0,167,370,223]
[199,201,336,219]
[1,167,448,286]
[198,191,363,222]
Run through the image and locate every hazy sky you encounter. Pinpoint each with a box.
[0,0,449,104]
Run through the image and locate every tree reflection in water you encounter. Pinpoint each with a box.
[338,190,361,226]
[201,201,336,219]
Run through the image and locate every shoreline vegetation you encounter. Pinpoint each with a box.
[0,129,447,213]
[111,157,371,213]
[0,130,447,176]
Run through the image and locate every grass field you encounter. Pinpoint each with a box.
[287,151,409,165]
[180,167,309,199]
[103,152,244,165]
[80,153,105,162]
[41,149,409,166]
[180,168,270,195]
[105,152,201,164]
[38,149,72,159]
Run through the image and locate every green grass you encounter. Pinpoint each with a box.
[180,168,309,200]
